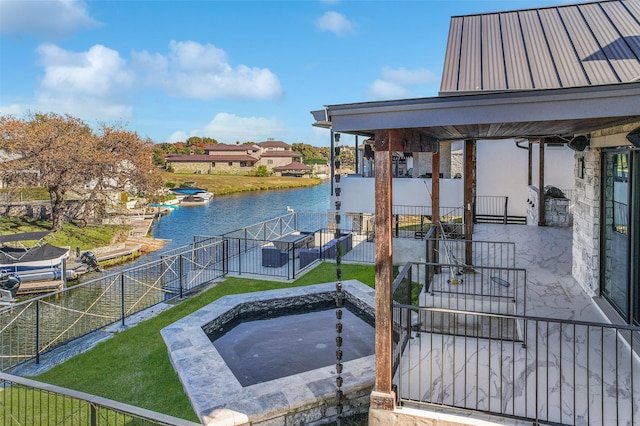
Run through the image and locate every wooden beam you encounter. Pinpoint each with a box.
[371,129,395,410]
[383,129,439,152]
[432,148,440,238]
[538,138,546,226]
[464,139,476,266]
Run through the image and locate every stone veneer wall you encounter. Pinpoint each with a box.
[0,202,52,220]
[412,141,452,178]
[545,197,571,227]
[169,161,254,174]
[571,147,600,296]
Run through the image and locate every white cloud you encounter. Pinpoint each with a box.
[0,0,100,38]
[316,11,354,36]
[167,131,189,143]
[201,113,285,143]
[0,104,28,117]
[368,66,439,99]
[35,43,135,120]
[368,80,411,100]
[381,67,438,85]
[132,41,283,100]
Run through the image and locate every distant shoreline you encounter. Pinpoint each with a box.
[162,172,324,197]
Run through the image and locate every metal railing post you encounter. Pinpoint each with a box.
[223,239,228,275]
[121,273,126,326]
[179,254,184,299]
[91,403,97,426]
[35,301,40,364]
[238,239,242,275]
[289,242,293,280]
[504,196,509,224]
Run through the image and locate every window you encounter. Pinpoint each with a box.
[211,162,215,167]
[267,159,273,165]
[240,162,247,167]
[602,150,639,325]
[228,162,233,166]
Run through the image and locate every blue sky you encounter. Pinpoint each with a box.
[1,0,575,147]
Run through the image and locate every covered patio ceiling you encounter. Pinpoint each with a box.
[311,81,640,144]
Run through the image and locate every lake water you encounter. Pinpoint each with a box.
[80,180,330,278]
[152,180,331,252]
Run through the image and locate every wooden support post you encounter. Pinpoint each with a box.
[538,138,546,226]
[464,140,476,266]
[371,129,396,411]
[432,149,440,253]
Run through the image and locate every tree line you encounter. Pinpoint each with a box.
[152,139,356,171]
[0,113,358,231]
[0,113,162,231]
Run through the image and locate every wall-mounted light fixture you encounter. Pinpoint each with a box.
[626,126,640,148]
[567,135,589,151]
[577,156,585,179]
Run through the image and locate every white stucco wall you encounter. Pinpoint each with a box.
[340,176,464,214]
[477,139,575,217]
[340,139,575,218]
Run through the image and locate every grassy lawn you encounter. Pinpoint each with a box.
[163,172,322,196]
[33,262,375,421]
[0,217,131,250]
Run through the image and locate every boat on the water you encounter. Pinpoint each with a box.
[179,195,208,206]
[169,187,213,200]
[0,231,70,273]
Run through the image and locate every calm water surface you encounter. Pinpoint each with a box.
[153,180,330,251]
[92,180,331,275]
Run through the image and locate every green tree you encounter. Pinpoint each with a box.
[0,113,163,231]
[292,143,323,163]
[254,165,270,177]
[185,136,201,147]
[337,146,356,171]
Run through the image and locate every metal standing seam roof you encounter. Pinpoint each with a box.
[440,0,640,94]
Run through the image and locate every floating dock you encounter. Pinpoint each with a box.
[17,280,63,295]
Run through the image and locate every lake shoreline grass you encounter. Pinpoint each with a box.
[162,172,323,196]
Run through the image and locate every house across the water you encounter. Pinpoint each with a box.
[165,139,304,175]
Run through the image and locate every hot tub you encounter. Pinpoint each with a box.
[161,280,376,425]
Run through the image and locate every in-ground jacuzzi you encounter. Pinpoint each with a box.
[161,280,376,425]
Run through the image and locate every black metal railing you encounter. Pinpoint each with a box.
[0,372,200,425]
[0,239,226,372]
[381,205,465,240]
[391,262,640,426]
[474,195,527,225]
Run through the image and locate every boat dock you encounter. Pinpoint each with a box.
[17,280,63,295]
[14,217,165,297]
[91,216,164,262]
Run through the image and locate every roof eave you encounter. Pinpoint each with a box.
[313,82,640,140]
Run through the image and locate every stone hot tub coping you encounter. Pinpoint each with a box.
[161,280,376,425]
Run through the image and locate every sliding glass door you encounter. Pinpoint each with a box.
[602,150,639,325]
